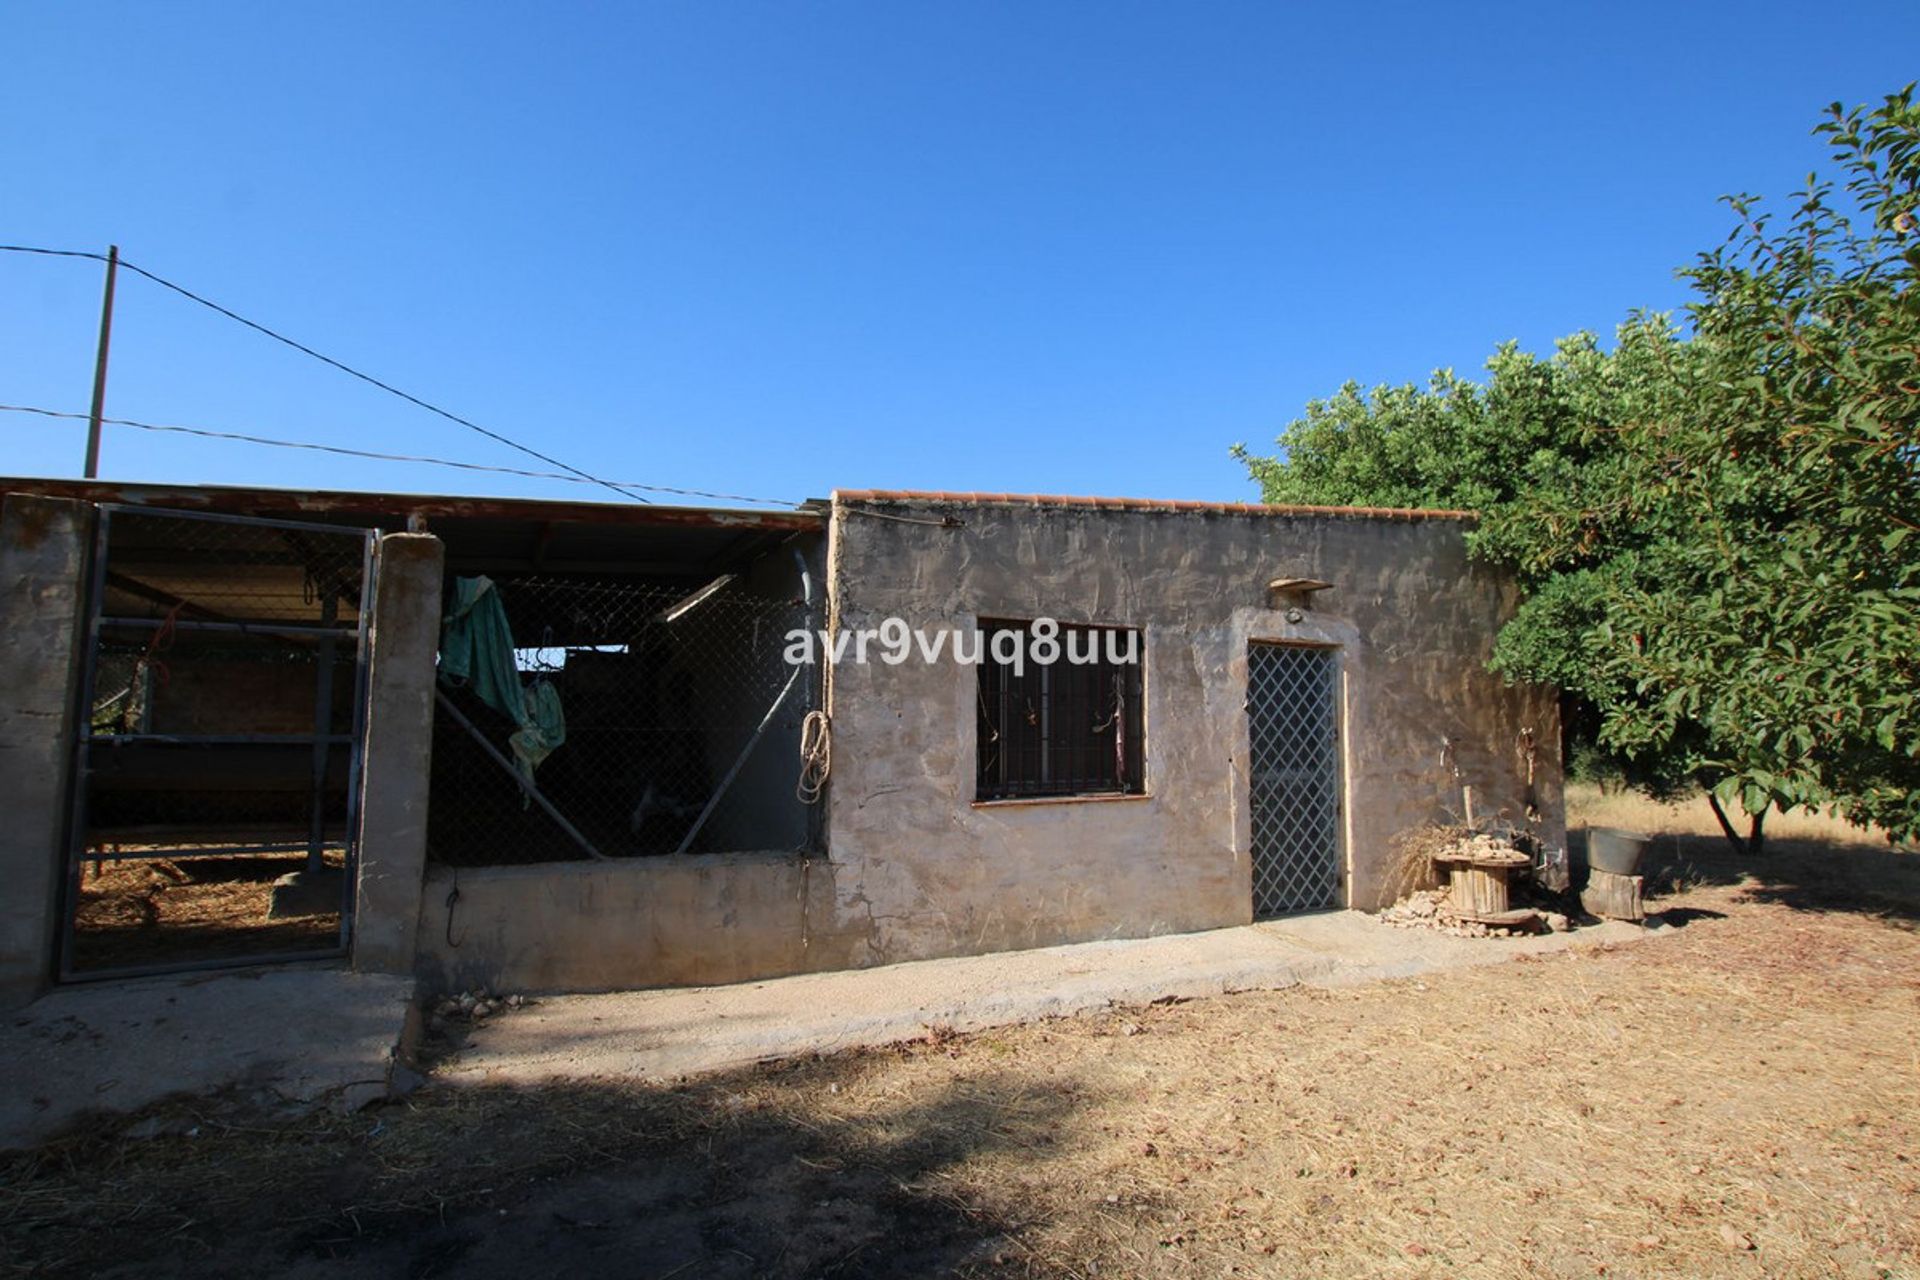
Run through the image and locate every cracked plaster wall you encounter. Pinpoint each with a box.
[819,497,1563,967]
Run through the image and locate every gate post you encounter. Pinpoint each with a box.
[0,496,93,1008]
[351,532,444,976]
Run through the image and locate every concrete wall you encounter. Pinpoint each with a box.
[148,655,352,735]
[0,496,92,1007]
[414,853,850,993]
[818,496,1563,969]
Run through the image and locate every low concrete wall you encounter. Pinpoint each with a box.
[414,853,854,994]
[0,496,92,1007]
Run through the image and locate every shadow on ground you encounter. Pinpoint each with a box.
[1571,826,1920,926]
[3,1051,1072,1279]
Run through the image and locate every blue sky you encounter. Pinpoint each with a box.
[4,3,1915,507]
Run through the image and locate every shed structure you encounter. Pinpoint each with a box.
[0,480,1561,1002]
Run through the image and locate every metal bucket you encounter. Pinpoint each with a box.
[1587,827,1651,876]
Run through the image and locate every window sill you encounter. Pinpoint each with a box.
[971,792,1152,809]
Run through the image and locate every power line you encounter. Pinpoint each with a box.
[0,245,109,262]
[0,404,805,508]
[0,243,654,504]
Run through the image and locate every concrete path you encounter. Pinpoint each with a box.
[440,911,1651,1087]
[1,965,418,1150]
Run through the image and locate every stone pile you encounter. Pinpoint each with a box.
[1377,882,1571,938]
[1377,887,1449,929]
[1452,832,1524,862]
[428,988,528,1030]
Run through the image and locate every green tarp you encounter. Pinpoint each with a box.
[438,575,565,781]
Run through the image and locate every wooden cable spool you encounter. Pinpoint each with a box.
[1433,844,1536,926]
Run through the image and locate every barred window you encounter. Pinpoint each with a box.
[975,620,1145,801]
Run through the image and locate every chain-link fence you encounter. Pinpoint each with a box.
[427,573,820,865]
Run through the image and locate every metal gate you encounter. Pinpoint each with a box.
[61,505,376,979]
[1247,642,1343,918]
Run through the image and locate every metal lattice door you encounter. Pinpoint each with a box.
[1247,643,1343,918]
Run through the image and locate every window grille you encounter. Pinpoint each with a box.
[975,620,1144,800]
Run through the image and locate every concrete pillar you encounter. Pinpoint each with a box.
[0,496,93,1008]
[351,533,444,975]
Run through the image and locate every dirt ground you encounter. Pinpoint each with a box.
[69,853,342,972]
[5,792,1917,1279]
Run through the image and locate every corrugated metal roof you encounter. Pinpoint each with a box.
[2,476,825,586]
[0,477,825,531]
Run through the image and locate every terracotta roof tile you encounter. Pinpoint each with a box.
[832,488,1474,521]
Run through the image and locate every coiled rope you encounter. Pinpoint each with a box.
[796,710,832,804]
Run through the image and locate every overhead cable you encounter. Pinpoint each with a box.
[0,243,652,504]
[0,403,805,508]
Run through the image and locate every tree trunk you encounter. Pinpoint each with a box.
[1705,791,1770,858]
[1706,791,1749,857]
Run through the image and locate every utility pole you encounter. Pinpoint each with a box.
[83,244,119,479]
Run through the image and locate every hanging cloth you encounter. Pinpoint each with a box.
[438,575,566,781]
[513,678,566,777]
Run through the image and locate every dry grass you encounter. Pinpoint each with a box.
[6,799,1918,1278]
[70,853,341,971]
[1566,782,1904,851]
[1381,823,1463,900]
[1565,782,1920,914]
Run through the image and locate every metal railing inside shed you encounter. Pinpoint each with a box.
[63,505,374,978]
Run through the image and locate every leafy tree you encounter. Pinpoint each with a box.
[1588,90,1920,846]
[1235,88,1920,850]
[1230,334,1610,517]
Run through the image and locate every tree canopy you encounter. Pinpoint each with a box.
[1234,88,1920,849]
